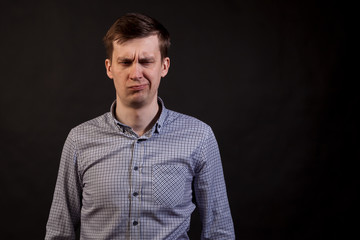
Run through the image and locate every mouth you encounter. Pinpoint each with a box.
[128,84,148,91]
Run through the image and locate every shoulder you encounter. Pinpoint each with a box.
[67,112,114,142]
[166,109,211,128]
[164,109,214,137]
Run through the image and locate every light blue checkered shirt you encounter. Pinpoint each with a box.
[45,98,235,239]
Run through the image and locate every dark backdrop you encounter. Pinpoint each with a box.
[0,0,357,239]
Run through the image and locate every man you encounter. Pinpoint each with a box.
[45,13,235,239]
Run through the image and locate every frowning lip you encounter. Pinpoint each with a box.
[128,84,148,91]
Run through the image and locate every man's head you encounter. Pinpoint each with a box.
[104,13,171,110]
[103,13,170,61]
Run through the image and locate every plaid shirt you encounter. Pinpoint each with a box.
[45,98,235,239]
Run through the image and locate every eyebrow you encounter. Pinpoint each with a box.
[116,56,155,62]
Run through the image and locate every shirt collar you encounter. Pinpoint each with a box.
[110,97,168,135]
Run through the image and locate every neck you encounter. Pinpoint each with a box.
[115,97,160,136]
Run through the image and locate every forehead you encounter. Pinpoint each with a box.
[112,35,161,58]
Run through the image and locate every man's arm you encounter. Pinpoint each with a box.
[45,130,82,240]
[194,127,235,239]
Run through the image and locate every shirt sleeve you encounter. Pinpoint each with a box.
[194,127,235,239]
[45,130,82,240]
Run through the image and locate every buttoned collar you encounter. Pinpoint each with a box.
[110,97,168,135]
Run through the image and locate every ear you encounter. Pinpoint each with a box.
[105,59,113,79]
[161,57,170,78]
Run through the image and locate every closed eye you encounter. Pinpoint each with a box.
[116,57,155,67]
[119,60,132,66]
[139,58,155,66]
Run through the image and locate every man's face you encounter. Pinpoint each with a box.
[105,35,170,109]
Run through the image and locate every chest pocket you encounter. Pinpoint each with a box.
[152,164,187,208]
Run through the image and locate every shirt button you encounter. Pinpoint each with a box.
[133,221,138,226]
[133,192,139,197]
[134,166,139,171]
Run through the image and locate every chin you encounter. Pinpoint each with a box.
[128,97,149,108]
[121,92,156,108]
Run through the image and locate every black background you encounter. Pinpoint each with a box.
[0,0,357,239]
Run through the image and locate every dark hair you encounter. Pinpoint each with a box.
[103,13,170,60]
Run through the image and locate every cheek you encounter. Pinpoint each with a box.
[144,67,162,80]
[112,75,126,90]
[112,70,127,82]
[140,69,154,80]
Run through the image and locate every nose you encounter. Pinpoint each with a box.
[129,62,143,81]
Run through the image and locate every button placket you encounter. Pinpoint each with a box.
[129,138,145,238]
